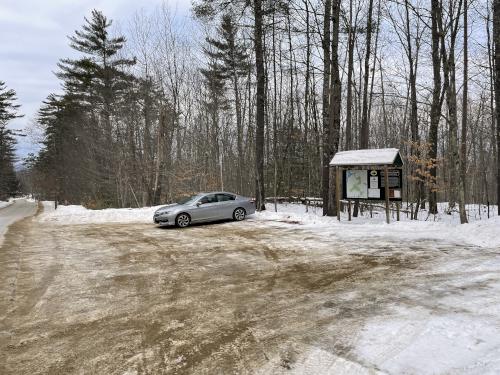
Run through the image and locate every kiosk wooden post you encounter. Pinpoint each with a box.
[336,166,341,221]
[384,165,390,224]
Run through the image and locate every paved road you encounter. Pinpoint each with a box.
[0,209,498,374]
[0,199,37,245]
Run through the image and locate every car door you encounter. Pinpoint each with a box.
[216,193,236,218]
[193,194,218,222]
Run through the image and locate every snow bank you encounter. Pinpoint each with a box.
[0,199,14,209]
[39,202,161,224]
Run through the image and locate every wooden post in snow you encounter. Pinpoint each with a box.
[384,166,390,224]
[336,166,341,221]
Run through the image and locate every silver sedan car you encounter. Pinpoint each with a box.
[153,192,256,228]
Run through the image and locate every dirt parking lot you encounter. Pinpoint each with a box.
[0,203,498,374]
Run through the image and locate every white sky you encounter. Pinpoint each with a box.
[0,0,191,161]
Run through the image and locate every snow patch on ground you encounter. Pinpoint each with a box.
[355,308,500,375]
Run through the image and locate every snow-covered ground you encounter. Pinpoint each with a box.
[256,202,500,248]
[39,201,500,248]
[0,199,14,209]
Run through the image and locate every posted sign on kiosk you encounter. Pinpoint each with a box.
[343,169,403,201]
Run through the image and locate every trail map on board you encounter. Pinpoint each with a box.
[346,170,368,199]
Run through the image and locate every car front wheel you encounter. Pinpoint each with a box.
[233,208,246,221]
[176,213,191,228]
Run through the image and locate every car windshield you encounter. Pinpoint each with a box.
[176,195,201,205]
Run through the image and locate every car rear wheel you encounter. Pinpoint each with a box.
[233,208,246,221]
[175,213,191,228]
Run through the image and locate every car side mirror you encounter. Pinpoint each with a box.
[196,202,202,207]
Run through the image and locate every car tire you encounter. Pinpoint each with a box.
[175,213,191,228]
[233,207,246,221]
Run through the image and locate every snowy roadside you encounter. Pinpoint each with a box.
[0,199,14,209]
[38,201,500,248]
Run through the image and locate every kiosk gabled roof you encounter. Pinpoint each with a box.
[329,148,403,167]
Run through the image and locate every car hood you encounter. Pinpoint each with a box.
[155,203,188,214]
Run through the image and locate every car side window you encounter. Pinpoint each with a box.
[217,194,235,202]
[203,194,217,204]
[200,196,209,204]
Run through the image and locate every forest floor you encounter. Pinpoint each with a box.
[0,201,499,374]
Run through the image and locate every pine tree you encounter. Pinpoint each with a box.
[0,81,22,200]
[204,14,250,193]
[36,94,90,203]
[200,59,229,190]
[55,9,135,206]
[57,9,135,132]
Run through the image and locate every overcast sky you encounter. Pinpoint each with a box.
[0,0,191,161]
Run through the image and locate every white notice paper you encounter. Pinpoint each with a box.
[370,176,378,189]
[368,188,380,198]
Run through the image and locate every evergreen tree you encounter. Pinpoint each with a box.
[204,14,250,193]
[0,81,22,200]
[57,9,135,111]
[200,60,229,189]
[36,94,90,203]
[53,9,135,206]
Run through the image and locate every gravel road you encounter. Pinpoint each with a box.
[0,205,498,374]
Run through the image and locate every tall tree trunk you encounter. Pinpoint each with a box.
[429,0,442,215]
[367,0,381,125]
[272,10,278,211]
[494,0,500,214]
[254,0,266,211]
[304,0,311,207]
[322,0,332,215]
[460,0,469,223]
[345,0,355,150]
[403,0,422,218]
[438,0,464,220]
[488,2,497,198]
[233,75,243,194]
[328,0,342,216]
[354,0,374,218]
[359,0,374,149]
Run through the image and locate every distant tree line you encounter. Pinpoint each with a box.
[17,0,500,222]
